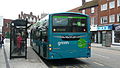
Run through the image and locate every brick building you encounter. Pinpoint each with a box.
[18,11,48,38]
[68,0,99,43]
[68,0,120,46]
[98,0,120,46]
[2,19,12,38]
[2,12,47,38]
[18,11,48,24]
[18,11,40,25]
[18,11,48,28]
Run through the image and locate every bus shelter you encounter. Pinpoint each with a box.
[10,19,28,59]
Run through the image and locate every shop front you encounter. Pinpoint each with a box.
[112,24,120,45]
[90,25,98,43]
[97,25,112,47]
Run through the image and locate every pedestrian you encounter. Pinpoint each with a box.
[1,34,4,44]
[0,34,4,48]
[17,33,23,55]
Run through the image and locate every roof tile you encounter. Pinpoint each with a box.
[79,1,98,10]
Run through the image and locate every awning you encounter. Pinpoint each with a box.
[113,24,120,31]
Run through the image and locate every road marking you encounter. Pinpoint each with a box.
[94,54,110,59]
[66,66,79,68]
[84,65,89,67]
[80,58,87,59]
[93,62,104,66]
[52,66,57,68]
[93,47,120,55]
[104,51,120,56]
[80,65,87,68]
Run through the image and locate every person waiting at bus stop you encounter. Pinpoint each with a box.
[17,33,22,55]
[0,34,4,48]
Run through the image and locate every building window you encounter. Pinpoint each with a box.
[109,15,115,23]
[109,1,115,9]
[91,17,95,25]
[91,7,95,13]
[101,3,107,11]
[21,16,23,19]
[33,18,36,22]
[101,16,108,24]
[6,23,10,28]
[29,17,32,22]
[117,0,120,6]
[82,10,85,14]
[117,14,120,23]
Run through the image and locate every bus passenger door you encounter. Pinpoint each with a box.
[41,30,48,58]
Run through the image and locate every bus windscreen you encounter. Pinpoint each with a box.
[52,16,87,32]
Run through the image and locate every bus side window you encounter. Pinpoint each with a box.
[35,30,41,40]
[42,30,48,42]
[33,30,36,40]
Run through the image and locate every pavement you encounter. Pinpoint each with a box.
[91,43,120,51]
[0,39,48,68]
[0,45,6,68]
[0,39,120,68]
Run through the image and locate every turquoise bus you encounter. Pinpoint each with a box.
[30,12,91,59]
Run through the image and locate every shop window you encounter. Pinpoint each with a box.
[114,31,120,43]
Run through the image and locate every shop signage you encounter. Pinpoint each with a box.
[113,24,120,31]
[97,25,112,30]
[90,25,97,31]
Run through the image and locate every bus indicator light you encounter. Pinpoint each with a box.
[49,48,52,50]
[83,29,86,32]
[88,46,91,49]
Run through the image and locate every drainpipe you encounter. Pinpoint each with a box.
[82,0,86,5]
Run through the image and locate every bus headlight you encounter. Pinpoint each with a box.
[49,44,52,47]
[53,29,56,31]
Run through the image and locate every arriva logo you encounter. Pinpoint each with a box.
[58,41,69,46]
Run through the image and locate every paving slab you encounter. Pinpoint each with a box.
[3,39,48,68]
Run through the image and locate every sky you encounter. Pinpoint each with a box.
[0,0,92,19]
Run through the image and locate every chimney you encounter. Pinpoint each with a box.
[30,12,33,15]
[21,11,23,15]
[18,14,21,19]
[82,0,86,5]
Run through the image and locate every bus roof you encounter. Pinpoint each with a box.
[49,12,89,17]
